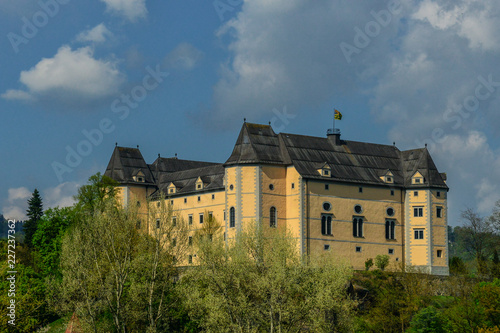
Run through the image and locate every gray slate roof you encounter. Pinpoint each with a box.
[105,147,156,184]
[105,146,225,196]
[105,122,448,193]
[225,123,448,189]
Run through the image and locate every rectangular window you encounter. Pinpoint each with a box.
[353,217,363,237]
[172,238,177,247]
[436,191,441,197]
[172,216,177,226]
[437,250,442,258]
[359,187,363,193]
[188,236,193,246]
[415,178,421,184]
[437,207,442,218]
[199,213,204,224]
[156,218,160,229]
[184,198,187,203]
[188,215,193,225]
[321,214,332,236]
[208,211,213,221]
[212,194,215,199]
[414,191,418,196]
[414,228,424,240]
[325,184,329,190]
[388,248,394,255]
[170,200,174,206]
[413,207,423,217]
[391,190,395,196]
[355,246,362,253]
[324,244,330,251]
[157,202,161,207]
[188,255,192,264]
[291,183,295,189]
[197,196,201,202]
[385,220,395,240]
[224,210,226,221]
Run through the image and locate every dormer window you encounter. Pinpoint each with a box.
[380,170,394,184]
[195,177,204,190]
[411,171,424,185]
[167,183,176,194]
[317,163,331,177]
[133,171,145,182]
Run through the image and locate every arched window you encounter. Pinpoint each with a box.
[321,214,332,235]
[385,220,395,240]
[353,217,363,237]
[270,207,277,228]
[229,207,235,228]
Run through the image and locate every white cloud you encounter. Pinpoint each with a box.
[3,187,31,220]
[76,23,114,43]
[100,0,147,22]
[1,182,79,221]
[206,0,500,224]
[208,1,396,126]
[3,206,27,221]
[43,182,79,209]
[2,46,125,106]
[413,0,500,51]
[164,43,204,71]
[7,187,31,204]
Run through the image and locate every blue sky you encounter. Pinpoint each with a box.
[1,0,499,226]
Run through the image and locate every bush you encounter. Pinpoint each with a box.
[375,255,390,271]
[365,258,374,271]
[408,306,450,333]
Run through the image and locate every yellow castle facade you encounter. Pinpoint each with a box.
[104,122,449,275]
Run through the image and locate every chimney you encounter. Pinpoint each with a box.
[327,128,342,145]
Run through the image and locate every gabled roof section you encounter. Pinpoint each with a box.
[401,148,448,189]
[279,133,405,185]
[156,164,225,196]
[104,146,155,184]
[150,157,219,174]
[225,123,286,166]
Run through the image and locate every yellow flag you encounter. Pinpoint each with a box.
[334,109,342,120]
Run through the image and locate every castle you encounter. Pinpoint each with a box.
[104,121,449,275]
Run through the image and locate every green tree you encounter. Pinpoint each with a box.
[408,306,450,333]
[450,256,468,275]
[375,254,390,271]
[365,258,374,271]
[31,207,76,278]
[461,208,493,275]
[181,222,356,332]
[128,198,190,332]
[0,263,51,332]
[60,201,139,333]
[73,172,118,215]
[23,189,43,247]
